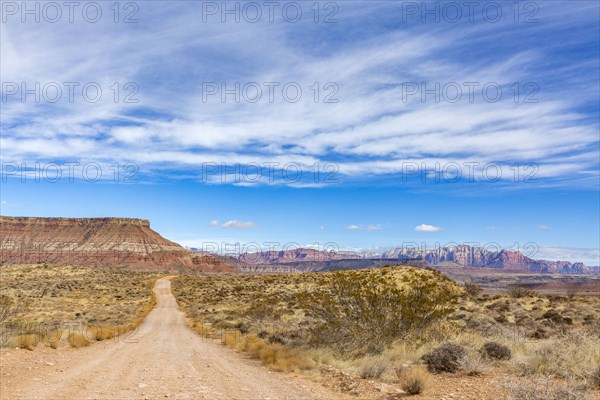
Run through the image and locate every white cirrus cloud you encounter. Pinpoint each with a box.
[221,220,257,229]
[536,224,552,230]
[415,224,442,232]
[1,2,597,189]
[346,224,382,231]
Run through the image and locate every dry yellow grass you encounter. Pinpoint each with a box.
[222,331,313,371]
[0,264,160,349]
[13,334,41,350]
[396,365,430,395]
[68,332,91,348]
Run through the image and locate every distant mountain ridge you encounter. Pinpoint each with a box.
[238,245,599,274]
[238,248,362,264]
[0,216,235,273]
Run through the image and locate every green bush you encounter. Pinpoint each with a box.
[298,269,460,355]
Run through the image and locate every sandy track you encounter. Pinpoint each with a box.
[0,277,350,400]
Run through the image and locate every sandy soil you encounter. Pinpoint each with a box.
[0,277,351,400]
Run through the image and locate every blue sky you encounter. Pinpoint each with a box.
[1,1,599,264]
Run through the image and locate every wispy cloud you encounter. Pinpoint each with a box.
[536,224,552,230]
[415,224,442,232]
[537,247,600,264]
[346,224,382,231]
[209,220,257,229]
[221,220,257,230]
[1,2,598,189]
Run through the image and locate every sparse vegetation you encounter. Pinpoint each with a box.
[170,266,600,398]
[0,264,159,348]
[0,295,16,324]
[511,332,600,380]
[503,377,594,400]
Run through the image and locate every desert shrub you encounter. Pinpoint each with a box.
[541,310,572,325]
[298,269,460,354]
[481,341,512,360]
[14,334,40,350]
[245,296,281,321]
[530,327,548,339]
[507,284,537,298]
[68,332,90,348]
[359,363,386,379]
[503,377,593,400]
[422,343,467,373]
[495,314,508,324]
[396,366,429,395]
[464,281,483,298]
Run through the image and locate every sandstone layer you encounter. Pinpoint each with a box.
[0,216,235,272]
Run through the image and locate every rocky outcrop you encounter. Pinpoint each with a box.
[238,248,362,265]
[0,216,235,272]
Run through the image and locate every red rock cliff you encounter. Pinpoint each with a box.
[0,216,235,272]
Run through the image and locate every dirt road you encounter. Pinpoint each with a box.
[0,277,350,400]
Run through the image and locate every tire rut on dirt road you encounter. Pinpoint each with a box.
[0,277,351,400]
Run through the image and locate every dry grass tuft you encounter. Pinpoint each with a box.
[47,330,62,349]
[222,331,312,371]
[396,365,430,395]
[68,332,90,348]
[13,334,40,350]
[91,326,119,341]
[512,332,600,380]
[459,351,489,376]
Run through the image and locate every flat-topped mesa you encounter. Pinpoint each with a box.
[0,216,235,272]
[0,216,151,227]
